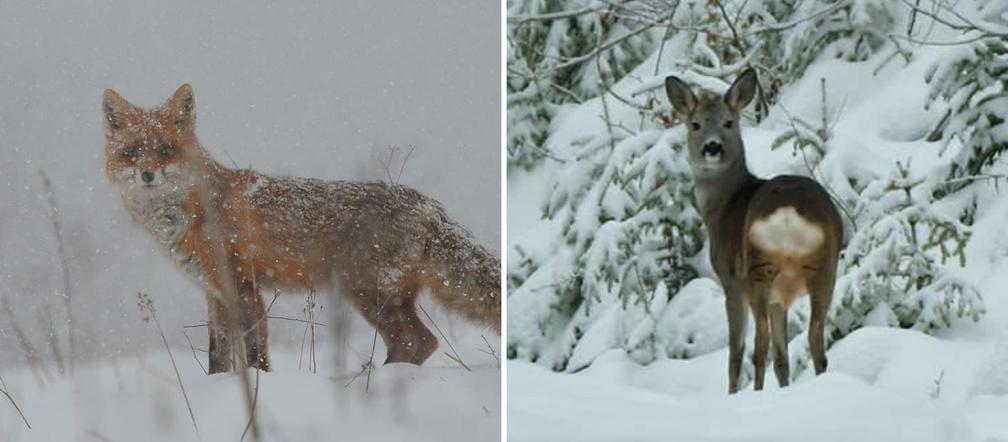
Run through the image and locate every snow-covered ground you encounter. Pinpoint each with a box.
[507,2,1008,440]
[0,0,500,440]
[509,331,1008,442]
[2,337,500,442]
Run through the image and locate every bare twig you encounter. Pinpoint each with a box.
[398,145,416,183]
[185,315,328,330]
[478,335,500,368]
[507,6,604,25]
[183,330,208,375]
[894,0,1008,45]
[417,303,470,371]
[240,368,262,442]
[0,375,30,429]
[537,10,676,76]
[137,293,200,440]
[930,369,945,399]
[819,78,828,141]
[907,0,922,36]
[747,1,851,35]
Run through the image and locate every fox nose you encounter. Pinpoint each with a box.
[141,171,155,183]
[702,141,723,157]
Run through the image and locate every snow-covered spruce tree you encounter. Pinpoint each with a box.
[926,35,1008,201]
[506,0,661,169]
[512,0,907,373]
[507,127,705,371]
[830,162,984,339]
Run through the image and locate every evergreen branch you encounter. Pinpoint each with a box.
[536,10,675,77]
[507,6,605,25]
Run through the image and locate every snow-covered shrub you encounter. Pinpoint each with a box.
[507,129,704,370]
[926,36,1008,200]
[831,162,984,341]
[506,0,661,169]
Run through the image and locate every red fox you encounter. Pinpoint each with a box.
[102,84,500,374]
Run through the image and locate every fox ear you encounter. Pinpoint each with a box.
[665,76,696,117]
[166,84,196,130]
[102,89,130,135]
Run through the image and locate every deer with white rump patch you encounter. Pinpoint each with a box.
[664,69,842,394]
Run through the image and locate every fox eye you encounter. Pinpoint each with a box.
[121,148,137,162]
[723,120,734,129]
[690,122,701,131]
[159,144,174,156]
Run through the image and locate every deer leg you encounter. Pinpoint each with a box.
[769,303,790,387]
[751,297,770,391]
[207,296,234,374]
[237,280,270,371]
[725,289,748,394]
[809,292,831,375]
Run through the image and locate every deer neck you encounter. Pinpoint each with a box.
[693,160,760,228]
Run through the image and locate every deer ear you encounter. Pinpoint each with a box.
[665,76,697,116]
[165,84,196,130]
[724,68,758,111]
[102,89,130,135]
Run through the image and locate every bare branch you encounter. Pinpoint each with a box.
[507,6,604,25]
[537,10,675,77]
[0,375,30,429]
[183,330,208,376]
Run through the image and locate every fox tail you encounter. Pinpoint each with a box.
[423,210,501,334]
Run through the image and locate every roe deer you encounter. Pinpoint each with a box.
[664,69,842,393]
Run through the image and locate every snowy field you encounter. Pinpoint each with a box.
[507,1,1008,440]
[3,324,500,442]
[0,0,501,440]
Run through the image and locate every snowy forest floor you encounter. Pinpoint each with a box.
[506,12,1008,440]
[509,327,1008,442]
[0,308,501,441]
[510,160,1008,442]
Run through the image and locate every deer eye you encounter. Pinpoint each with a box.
[723,120,734,129]
[690,122,701,131]
[159,144,174,156]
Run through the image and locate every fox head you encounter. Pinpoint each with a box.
[103,84,206,198]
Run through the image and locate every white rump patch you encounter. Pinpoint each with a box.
[748,206,824,256]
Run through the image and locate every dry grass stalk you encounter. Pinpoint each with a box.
[417,303,470,371]
[39,170,75,372]
[478,335,500,368]
[240,368,262,442]
[2,296,52,386]
[137,292,200,440]
[39,304,66,375]
[298,289,320,373]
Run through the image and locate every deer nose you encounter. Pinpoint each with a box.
[141,171,155,183]
[702,141,723,157]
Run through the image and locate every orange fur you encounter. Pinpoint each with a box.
[103,85,500,373]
